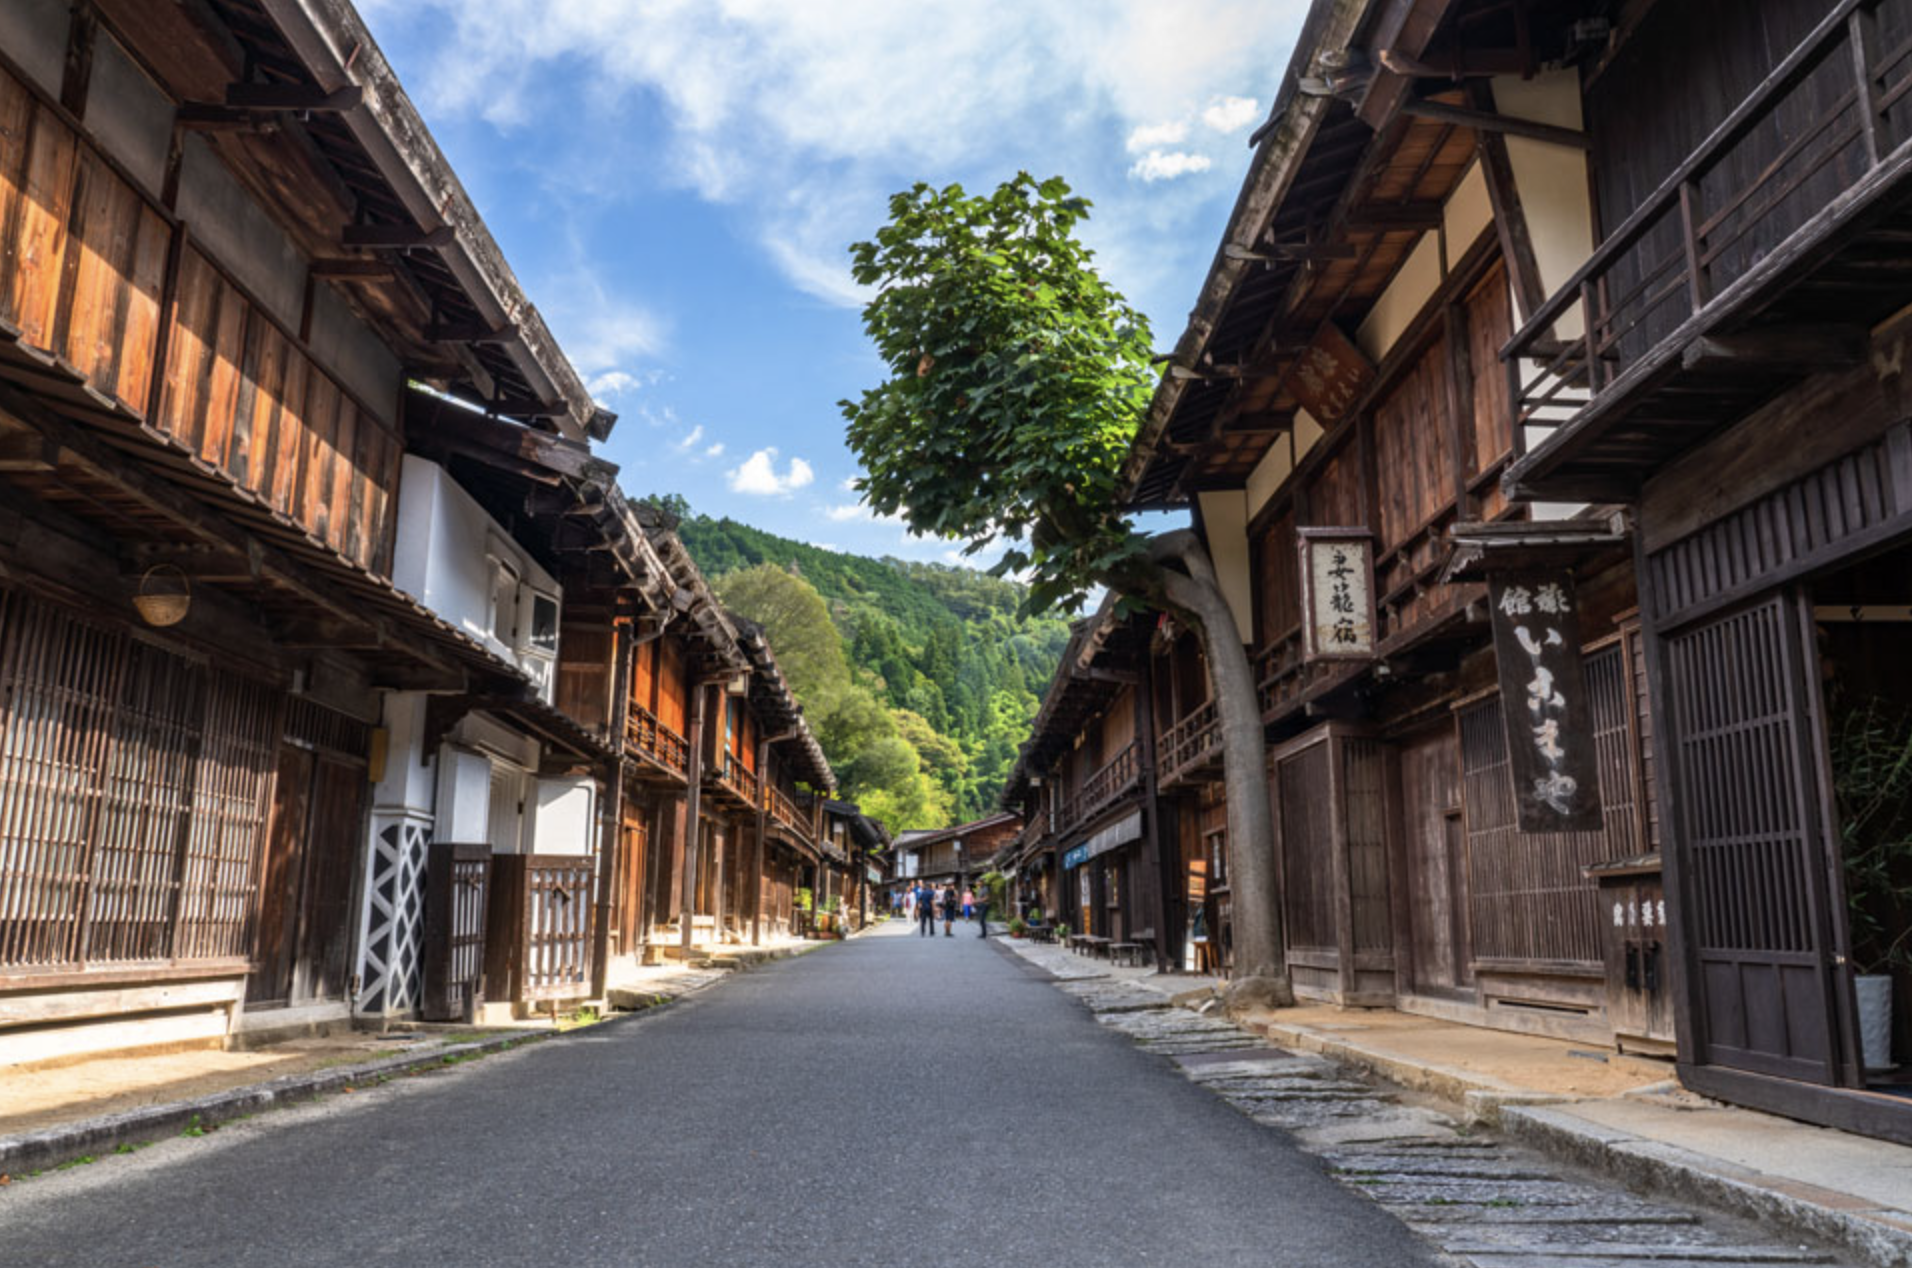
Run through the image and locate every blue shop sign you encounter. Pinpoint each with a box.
[1062,843,1090,870]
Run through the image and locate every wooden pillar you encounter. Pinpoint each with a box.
[589,623,636,999]
[1140,649,1178,972]
[752,737,770,946]
[679,682,709,954]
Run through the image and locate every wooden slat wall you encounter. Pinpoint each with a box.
[1303,440,1364,528]
[1374,335,1448,550]
[1458,643,1643,969]
[1464,264,1515,522]
[0,63,401,578]
[1101,688,1136,755]
[1276,742,1336,954]
[0,587,280,974]
[1255,508,1300,646]
[555,618,613,736]
[1647,429,1906,628]
[655,637,687,734]
[1345,738,1391,954]
[630,639,657,714]
[156,247,399,571]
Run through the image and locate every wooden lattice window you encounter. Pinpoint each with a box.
[0,589,280,974]
[1458,642,1644,969]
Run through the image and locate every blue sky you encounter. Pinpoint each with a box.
[359,1,1308,563]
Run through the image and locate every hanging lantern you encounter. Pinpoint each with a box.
[133,564,191,627]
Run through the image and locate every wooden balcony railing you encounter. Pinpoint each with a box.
[485,854,593,1005]
[710,752,761,807]
[767,784,811,840]
[1506,0,1912,462]
[625,705,689,779]
[1057,741,1143,835]
[1160,700,1222,784]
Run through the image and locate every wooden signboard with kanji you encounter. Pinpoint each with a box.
[1487,572,1604,833]
[1297,528,1376,662]
[1288,322,1376,427]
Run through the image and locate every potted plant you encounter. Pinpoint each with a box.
[1831,693,1912,1071]
[1008,916,1027,939]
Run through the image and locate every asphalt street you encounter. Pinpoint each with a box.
[0,922,1441,1267]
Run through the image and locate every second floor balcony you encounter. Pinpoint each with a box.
[1056,741,1144,837]
[1160,701,1223,789]
[767,784,814,845]
[707,752,761,810]
[1504,0,1912,501]
[625,706,690,783]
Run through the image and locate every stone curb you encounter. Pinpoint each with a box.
[1499,1104,1912,1268]
[0,1029,546,1178]
[1242,1014,1568,1126]
[0,960,749,1178]
[1232,1009,1912,1268]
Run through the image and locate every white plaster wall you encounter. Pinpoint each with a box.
[1246,432,1294,520]
[1443,162,1493,256]
[531,776,597,856]
[1358,233,1443,363]
[1294,409,1325,462]
[390,455,559,664]
[1493,71,1596,338]
[371,692,437,818]
[1196,491,1255,643]
[435,749,493,845]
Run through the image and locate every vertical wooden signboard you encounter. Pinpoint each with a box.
[1487,573,1603,832]
[1298,528,1377,662]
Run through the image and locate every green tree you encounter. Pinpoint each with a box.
[716,563,853,709]
[841,173,1292,1007]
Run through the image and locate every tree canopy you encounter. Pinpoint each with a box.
[840,174,1157,614]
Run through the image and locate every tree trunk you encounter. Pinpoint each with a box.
[1129,531,1293,1008]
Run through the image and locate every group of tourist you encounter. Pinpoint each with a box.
[894,882,990,938]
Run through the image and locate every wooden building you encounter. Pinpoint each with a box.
[1003,614,1188,965]
[0,0,653,1057]
[1485,0,1912,1142]
[1112,0,1665,1039]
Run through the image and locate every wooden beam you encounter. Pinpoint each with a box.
[1379,47,1531,79]
[1344,201,1446,232]
[309,258,396,279]
[0,429,58,472]
[1469,82,1547,323]
[341,223,455,249]
[0,381,465,680]
[1680,326,1869,372]
[426,321,515,345]
[1400,96,1590,150]
[223,83,364,112]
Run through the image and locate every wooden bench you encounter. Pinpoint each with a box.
[1074,934,1111,958]
[1108,941,1146,967]
[1025,923,1055,943]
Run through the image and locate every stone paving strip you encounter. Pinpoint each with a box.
[1040,963,1849,1268]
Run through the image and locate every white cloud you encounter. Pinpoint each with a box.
[587,370,640,399]
[704,442,725,457]
[839,476,860,493]
[823,503,868,522]
[673,424,706,452]
[367,0,1306,312]
[1129,150,1213,182]
[1201,95,1260,134]
[1125,121,1187,152]
[727,448,815,496]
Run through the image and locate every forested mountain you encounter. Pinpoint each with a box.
[652,499,1070,829]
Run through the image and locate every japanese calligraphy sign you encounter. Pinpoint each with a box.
[1488,572,1604,833]
[1287,321,1376,427]
[1298,528,1376,662]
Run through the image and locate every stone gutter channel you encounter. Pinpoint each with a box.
[0,941,825,1179]
[1041,968,1882,1268]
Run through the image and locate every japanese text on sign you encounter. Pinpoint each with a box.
[1301,532,1374,661]
[1487,573,1603,833]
